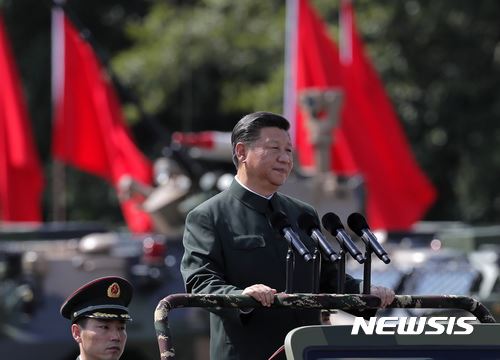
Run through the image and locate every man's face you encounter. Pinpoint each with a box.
[238,127,293,194]
[72,318,127,360]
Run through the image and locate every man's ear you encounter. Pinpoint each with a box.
[235,142,247,164]
[72,323,83,344]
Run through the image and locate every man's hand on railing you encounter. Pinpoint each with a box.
[370,285,395,308]
[242,284,278,307]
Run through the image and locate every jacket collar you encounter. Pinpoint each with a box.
[229,180,280,214]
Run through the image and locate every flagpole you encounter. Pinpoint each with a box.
[339,0,353,66]
[283,0,298,144]
[51,2,66,222]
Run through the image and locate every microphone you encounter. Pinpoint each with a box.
[297,213,340,263]
[347,213,390,264]
[270,211,312,262]
[321,213,365,264]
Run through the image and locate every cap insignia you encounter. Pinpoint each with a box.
[107,282,121,298]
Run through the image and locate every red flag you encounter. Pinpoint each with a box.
[338,0,436,230]
[0,13,44,222]
[286,0,436,230]
[52,11,153,232]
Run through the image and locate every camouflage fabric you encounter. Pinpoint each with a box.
[154,293,495,360]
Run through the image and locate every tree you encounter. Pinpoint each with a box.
[112,0,286,131]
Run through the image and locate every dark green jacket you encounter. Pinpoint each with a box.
[181,180,360,360]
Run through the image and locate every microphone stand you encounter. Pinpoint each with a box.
[363,246,373,294]
[285,246,295,293]
[337,249,346,294]
[311,248,321,293]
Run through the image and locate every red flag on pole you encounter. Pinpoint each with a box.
[0,13,44,222]
[338,0,436,230]
[285,0,436,230]
[52,10,153,232]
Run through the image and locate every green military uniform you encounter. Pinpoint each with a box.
[181,180,360,360]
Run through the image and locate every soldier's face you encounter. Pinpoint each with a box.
[73,319,127,360]
[240,127,293,193]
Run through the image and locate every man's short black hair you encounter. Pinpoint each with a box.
[231,111,290,168]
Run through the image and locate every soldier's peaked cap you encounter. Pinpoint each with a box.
[60,276,133,323]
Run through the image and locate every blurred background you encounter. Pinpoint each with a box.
[1,0,500,359]
[3,0,500,224]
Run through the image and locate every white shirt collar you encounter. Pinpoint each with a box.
[234,176,274,200]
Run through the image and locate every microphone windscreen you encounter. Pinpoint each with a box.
[297,213,318,235]
[269,211,290,231]
[347,212,369,236]
[321,212,344,233]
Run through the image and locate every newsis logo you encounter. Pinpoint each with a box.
[351,316,476,335]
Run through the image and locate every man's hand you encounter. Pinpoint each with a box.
[242,284,277,307]
[370,285,395,308]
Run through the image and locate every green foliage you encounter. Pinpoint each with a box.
[112,0,286,131]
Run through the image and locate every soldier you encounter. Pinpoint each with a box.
[60,276,133,360]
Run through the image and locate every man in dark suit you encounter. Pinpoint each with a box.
[181,111,394,360]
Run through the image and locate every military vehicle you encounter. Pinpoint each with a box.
[153,292,497,360]
[283,322,500,359]
[1,127,500,360]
